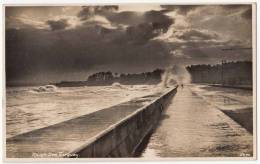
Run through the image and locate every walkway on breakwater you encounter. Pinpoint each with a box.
[142,85,253,158]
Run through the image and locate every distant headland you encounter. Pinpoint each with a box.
[54,60,252,87]
[55,69,164,87]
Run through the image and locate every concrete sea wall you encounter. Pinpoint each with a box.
[68,87,178,158]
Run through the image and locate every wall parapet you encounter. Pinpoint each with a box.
[68,86,178,158]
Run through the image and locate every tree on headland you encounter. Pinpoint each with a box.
[86,69,164,85]
[87,71,113,82]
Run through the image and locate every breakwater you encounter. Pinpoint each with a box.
[69,87,177,157]
[6,86,177,158]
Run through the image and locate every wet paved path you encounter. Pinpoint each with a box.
[142,86,253,157]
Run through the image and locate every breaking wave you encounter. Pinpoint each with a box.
[31,85,57,93]
[111,82,127,89]
[159,65,191,88]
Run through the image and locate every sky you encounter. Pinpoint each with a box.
[5,4,253,84]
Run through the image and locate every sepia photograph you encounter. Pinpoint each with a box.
[3,3,256,160]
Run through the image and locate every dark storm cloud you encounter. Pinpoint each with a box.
[156,25,251,65]
[77,6,174,43]
[220,4,250,10]
[5,6,78,30]
[78,6,174,28]
[77,6,118,20]
[160,5,201,15]
[6,6,177,83]
[165,42,252,66]
[126,23,156,44]
[78,7,174,44]
[184,4,252,46]
[176,29,219,41]
[46,19,69,31]
[144,10,173,32]
[5,22,174,82]
[219,5,252,17]
[104,11,142,25]
[241,8,252,20]
[5,5,253,83]
[6,17,35,29]
[123,10,173,44]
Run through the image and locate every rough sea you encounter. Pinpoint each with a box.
[5,84,165,138]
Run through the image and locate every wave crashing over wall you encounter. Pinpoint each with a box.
[160,65,191,88]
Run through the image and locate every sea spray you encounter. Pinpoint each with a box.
[159,65,191,88]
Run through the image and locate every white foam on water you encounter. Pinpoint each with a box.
[6,84,164,138]
[30,85,58,93]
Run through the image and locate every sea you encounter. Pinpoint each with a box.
[5,83,165,138]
